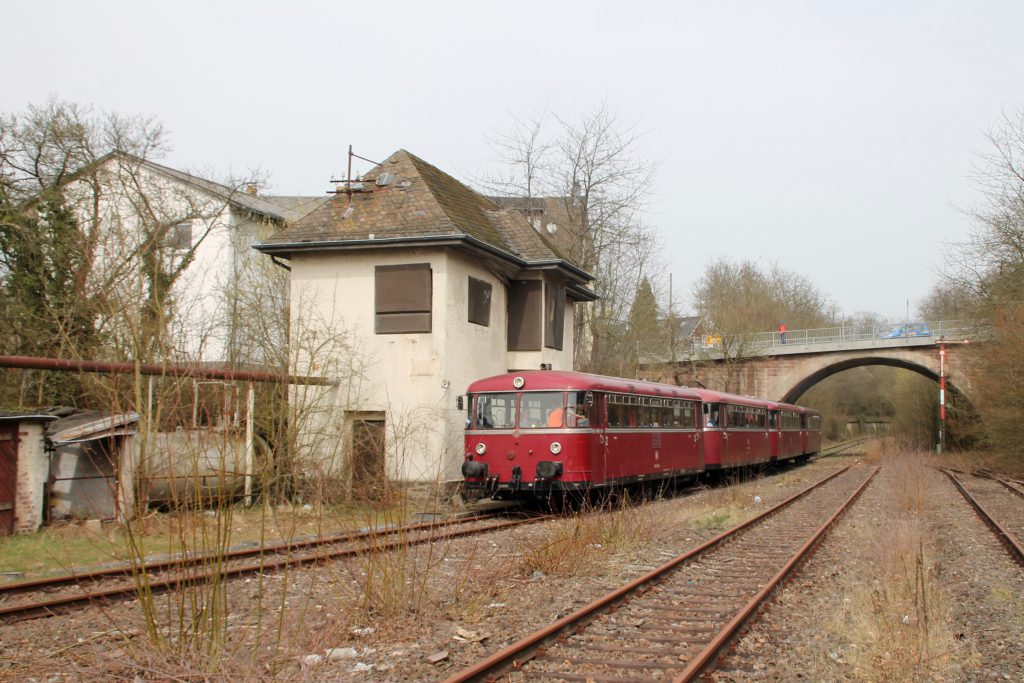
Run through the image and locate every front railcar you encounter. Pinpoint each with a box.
[461,372,603,500]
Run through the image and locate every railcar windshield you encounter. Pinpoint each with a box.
[470,391,594,429]
[473,393,517,429]
[519,392,566,428]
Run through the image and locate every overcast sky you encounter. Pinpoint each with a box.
[5,0,1023,321]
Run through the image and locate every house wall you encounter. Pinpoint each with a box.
[289,247,578,483]
[15,422,48,533]
[62,160,256,364]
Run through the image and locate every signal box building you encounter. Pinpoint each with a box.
[256,150,596,487]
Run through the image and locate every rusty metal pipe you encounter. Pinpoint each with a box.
[0,354,331,386]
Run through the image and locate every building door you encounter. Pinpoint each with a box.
[0,423,17,536]
[351,420,386,498]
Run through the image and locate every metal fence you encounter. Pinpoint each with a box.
[640,319,986,360]
[738,319,981,349]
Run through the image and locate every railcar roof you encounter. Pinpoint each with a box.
[691,388,775,409]
[466,371,703,400]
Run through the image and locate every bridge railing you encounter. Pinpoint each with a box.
[641,319,985,360]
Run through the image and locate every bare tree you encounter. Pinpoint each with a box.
[478,111,553,206]
[932,105,1024,457]
[692,258,835,390]
[1,99,268,405]
[482,103,663,373]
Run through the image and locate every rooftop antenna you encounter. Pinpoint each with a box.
[329,145,384,209]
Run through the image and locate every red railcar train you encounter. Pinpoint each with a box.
[461,371,821,500]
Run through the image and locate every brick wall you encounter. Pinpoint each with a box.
[15,422,48,533]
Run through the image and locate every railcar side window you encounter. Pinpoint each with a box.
[607,394,639,428]
[673,400,695,428]
[705,403,721,428]
[725,404,767,429]
[474,393,516,429]
[519,392,565,428]
[566,392,592,428]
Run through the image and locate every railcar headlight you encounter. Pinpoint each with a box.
[475,442,487,455]
[513,376,525,389]
[550,441,562,454]
[536,461,563,479]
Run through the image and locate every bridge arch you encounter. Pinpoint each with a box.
[766,348,974,413]
[780,355,950,402]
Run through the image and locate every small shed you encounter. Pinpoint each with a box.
[0,412,58,535]
[47,411,139,523]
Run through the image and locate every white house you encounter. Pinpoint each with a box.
[255,150,596,488]
[61,153,328,364]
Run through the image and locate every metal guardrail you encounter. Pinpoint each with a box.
[640,319,986,361]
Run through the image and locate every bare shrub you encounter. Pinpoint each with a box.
[519,495,654,577]
[818,453,958,680]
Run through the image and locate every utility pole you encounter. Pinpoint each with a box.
[937,338,971,454]
[937,342,946,454]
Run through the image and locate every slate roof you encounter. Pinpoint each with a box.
[257,150,594,289]
[77,152,328,224]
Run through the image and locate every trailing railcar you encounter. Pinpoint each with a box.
[694,389,773,469]
[768,401,808,462]
[802,407,823,456]
[461,371,704,500]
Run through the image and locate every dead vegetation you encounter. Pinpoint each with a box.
[802,451,963,681]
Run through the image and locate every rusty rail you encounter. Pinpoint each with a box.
[0,512,551,623]
[673,467,877,681]
[939,468,1024,565]
[443,465,867,683]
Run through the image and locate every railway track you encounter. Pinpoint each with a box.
[444,464,877,682]
[0,511,550,624]
[973,467,1024,499]
[939,467,1024,565]
[814,436,872,459]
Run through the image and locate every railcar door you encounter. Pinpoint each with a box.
[595,393,608,486]
[0,423,17,536]
[768,410,780,461]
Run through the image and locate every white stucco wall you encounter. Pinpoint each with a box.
[289,246,582,484]
[63,160,262,364]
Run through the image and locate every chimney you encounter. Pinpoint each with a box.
[246,183,259,196]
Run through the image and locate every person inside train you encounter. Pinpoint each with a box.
[546,406,564,428]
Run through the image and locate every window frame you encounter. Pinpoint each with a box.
[374,263,432,334]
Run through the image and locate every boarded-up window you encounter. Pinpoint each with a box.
[468,276,492,326]
[544,282,565,350]
[172,221,193,251]
[507,280,542,350]
[375,263,432,334]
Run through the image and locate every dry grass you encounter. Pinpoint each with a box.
[0,501,405,580]
[815,451,961,681]
[518,495,656,577]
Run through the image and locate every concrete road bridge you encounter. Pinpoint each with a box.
[639,319,985,403]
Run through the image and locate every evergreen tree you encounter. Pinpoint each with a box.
[0,188,99,404]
